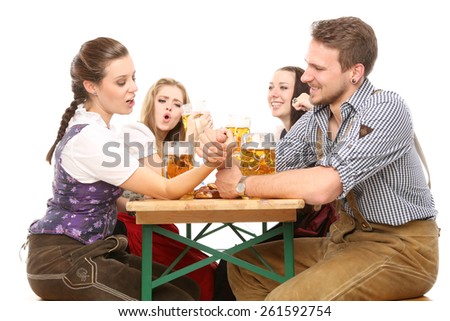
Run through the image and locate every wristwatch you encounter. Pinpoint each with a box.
[235,176,248,197]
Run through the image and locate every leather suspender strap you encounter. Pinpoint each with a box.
[316,126,323,160]
[414,133,431,188]
[345,191,373,231]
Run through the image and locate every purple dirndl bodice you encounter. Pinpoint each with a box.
[29,124,124,244]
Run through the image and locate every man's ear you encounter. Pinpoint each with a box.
[83,80,98,96]
[351,63,365,83]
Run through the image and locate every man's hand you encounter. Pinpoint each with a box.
[215,164,242,199]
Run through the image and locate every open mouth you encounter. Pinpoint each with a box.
[126,95,135,103]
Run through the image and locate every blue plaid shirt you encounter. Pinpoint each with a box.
[276,79,437,226]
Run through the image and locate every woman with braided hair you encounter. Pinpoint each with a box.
[26,37,228,300]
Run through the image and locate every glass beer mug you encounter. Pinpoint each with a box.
[162,141,195,178]
[225,115,251,155]
[239,133,276,176]
[181,100,207,132]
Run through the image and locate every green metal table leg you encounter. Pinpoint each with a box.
[140,221,295,300]
[186,223,192,239]
[141,224,153,300]
[283,222,295,278]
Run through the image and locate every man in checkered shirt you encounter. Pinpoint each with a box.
[214,16,439,301]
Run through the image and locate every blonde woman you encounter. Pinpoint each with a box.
[117,78,216,301]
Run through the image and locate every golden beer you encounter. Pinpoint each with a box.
[226,115,251,155]
[239,132,275,175]
[226,126,250,153]
[164,154,195,178]
[182,114,190,131]
[162,141,195,178]
[240,147,275,176]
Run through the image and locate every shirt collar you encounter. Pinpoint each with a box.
[346,79,375,112]
[312,78,376,115]
[68,104,110,130]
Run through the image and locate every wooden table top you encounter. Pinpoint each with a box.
[126,198,305,224]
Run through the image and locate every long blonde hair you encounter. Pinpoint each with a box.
[140,78,190,156]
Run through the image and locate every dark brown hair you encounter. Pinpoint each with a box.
[46,37,129,164]
[311,16,378,76]
[277,66,310,129]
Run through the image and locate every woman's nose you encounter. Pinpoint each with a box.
[130,80,138,93]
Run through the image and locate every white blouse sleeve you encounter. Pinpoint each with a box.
[61,125,140,186]
[120,122,158,159]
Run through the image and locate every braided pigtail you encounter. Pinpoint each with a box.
[46,102,78,164]
[45,74,87,164]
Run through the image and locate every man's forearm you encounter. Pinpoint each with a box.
[245,166,342,205]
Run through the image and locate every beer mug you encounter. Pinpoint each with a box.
[225,115,251,154]
[181,100,207,132]
[162,141,195,178]
[239,133,275,176]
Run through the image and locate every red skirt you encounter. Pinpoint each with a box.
[117,212,217,300]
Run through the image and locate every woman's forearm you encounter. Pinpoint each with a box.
[167,164,216,198]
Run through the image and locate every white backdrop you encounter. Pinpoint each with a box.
[0,0,447,319]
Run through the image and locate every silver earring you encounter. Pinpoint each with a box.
[351,79,357,84]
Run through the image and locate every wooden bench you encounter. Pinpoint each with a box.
[400,296,431,301]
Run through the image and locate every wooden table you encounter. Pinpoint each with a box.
[126,198,304,300]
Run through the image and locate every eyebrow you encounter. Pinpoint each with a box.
[305,59,325,70]
[269,82,290,85]
[113,71,136,80]
[113,75,127,80]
